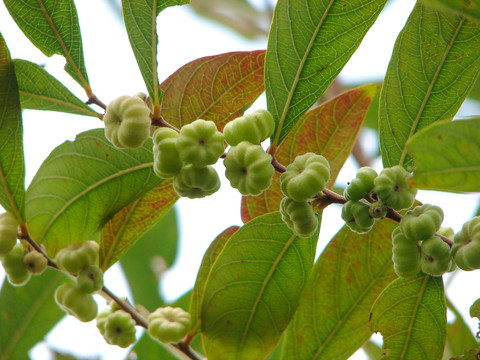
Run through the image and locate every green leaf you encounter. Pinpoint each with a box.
[378,4,480,169]
[100,180,178,271]
[450,347,480,360]
[0,269,67,359]
[189,225,239,335]
[369,275,447,360]
[122,0,189,106]
[160,50,265,129]
[407,118,480,192]
[281,221,397,360]
[470,298,480,320]
[119,206,179,311]
[0,33,25,222]
[421,0,480,23]
[265,0,387,148]
[13,59,99,117]
[201,212,320,360]
[4,0,90,91]
[242,84,378,222]
[25,129,162,256]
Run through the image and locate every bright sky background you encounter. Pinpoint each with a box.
[0,0,479,359]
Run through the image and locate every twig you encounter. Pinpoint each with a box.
[86,94,107,110]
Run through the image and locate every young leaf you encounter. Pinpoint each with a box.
[100,180,178,270]
[4,0,90,92]
[265,0,387,148]
[241,84,378,222]
[0,269,66,360]
[281,221,397,360]
[13,60,99,117]
[370,275,447,360]
[160,50,265,129]
[119,207,179,311]
[25,129,162,256]
[0,33,25,222]
[379,4,480,169]
[122,0,189,106]
[201,212,320,360]
[189,225,240,335]
[407,118,480,192]
[421,0,480,23]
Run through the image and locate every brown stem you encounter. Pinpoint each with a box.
[151,115,180,132]
[86,94,107,110]
[352,137,370,167]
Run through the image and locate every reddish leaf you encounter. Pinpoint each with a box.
[99,180,178,270]
[160,50,265,129]
[242,84,378,223]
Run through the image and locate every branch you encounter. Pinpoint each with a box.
[86,94,107,110]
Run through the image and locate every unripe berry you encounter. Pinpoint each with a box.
[391,227,421,278]
[96,308,113,339]
[55,283,98,322]
[0,212,18,256]
[341,201,375,234]
[104,95,151,149]
[1,243,31,286]
[152,127,183,178]
[420,235,452,276]
[76,265,104,294]
[24,251,48,275]
[173,165,220,199]
[279,197,318,238]
[400,204,444,241]
[104,311,137,348]
[344,167,378,201]
[55,241,99,275]
[368,200,388,219]
[148,306,192,344]
[373,165,417,210]
[451,216,480,271]
[176,120,225,166]
[280,153,330,202]
[224,141,274,196]
[223,109,275,146]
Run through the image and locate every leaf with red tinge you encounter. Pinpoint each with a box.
[99,180,178,270]
[242,84,378,223]
[160,51,265,129]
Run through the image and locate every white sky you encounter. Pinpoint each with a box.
[0,0,479,359]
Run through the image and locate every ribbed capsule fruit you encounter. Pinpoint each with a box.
[399,204,444,241]
[451,216,480,271]
[55,241,99,275]
[420,235,452,276]
[152,127,183,178]
[173,165,220,199]
[279,197,318,238]
[341,201,375,234]
[0,212,18,256]
[373,165,417,211]
[104,311,137,348]
[344,167,378,201]
[223,109,275,146]
[148,306,192,344]
[391,227,421,278]
[1,243,31,286]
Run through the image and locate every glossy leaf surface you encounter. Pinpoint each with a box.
[281,221,397,360]
[407,118,480,192]
[25,129,161,256]
[265,0,387,147]
[160,51,265,129]
[4,0,90,89]
[379,4,480,169]
[370,275,447,360]
[201,212,319,360]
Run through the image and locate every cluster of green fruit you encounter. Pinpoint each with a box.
[451,216,480,271]
[152,109,277,198]
[54,241,103,322]
[96,304,137,348]
[279,153,330,238]
[341,165,417,234]
[148,306,192,344]
[0,213,48,286]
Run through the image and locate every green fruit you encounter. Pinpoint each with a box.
[0,212,18,256]
[76,265,104,294]
[223,109,275,146]
[399,204,444,241]
[173,165,220,199]
[451,216,480,271]
[392,227,421,278]
[1,243,31,286]
[152,127,183,178]
[55,283,98,322]
[224,141,274,196]
[373,165,417,210]
[176,119,225,166]
[104,311,137,348]
[437,227,455,240]
[368,200,388,219]
[148,306,192,344]
[24,251,48,275]
[104,95,151,149]
[55,241,99,275]
[344,167,378,201]
[341,201,375,234]
[279,197,318,238]
[420,235,452,276]
[96,308,113,339]
[280,153,330,202]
